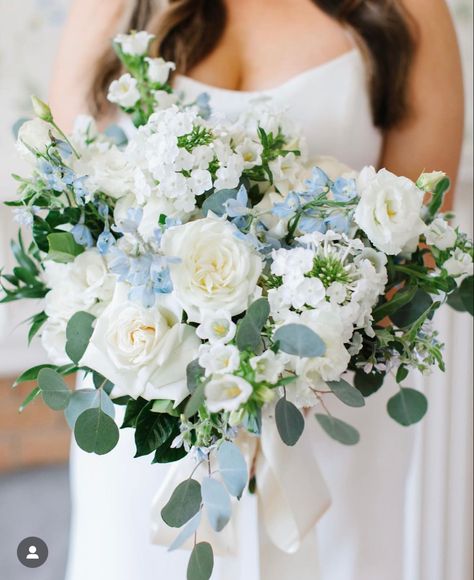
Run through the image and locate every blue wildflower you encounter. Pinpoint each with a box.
[112,207,143,234]
[298,215,326,234]
[97,230,115,255]
[224,185,250,218]
[71,224,94,248]
[73,176,89,205]
[304,167,331,196]
[272,192,301,218]
[332,177,357,201]
[325,213,351,234]
[195,93,212,119]
[55,140,73,159]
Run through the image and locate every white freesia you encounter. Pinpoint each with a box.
[16,119,55,161]
[425,218,457,250]
[81,284,200,403]
[196,311,236,344]
[444,249,473,278]
[114,31,154,56]
[161,216,263,322]
[250,350,285,384]
[205,375,253,412]
[145,57,175,84]
[198,343,240,376]
[355,167,426,255]
[108,74,141,108]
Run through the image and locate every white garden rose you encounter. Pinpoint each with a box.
[161,216,263,322]
[205,375,253,412]
[107,74,141,108]
[355,167,426,255]
[16,119,56,161]
[114,31,154,56]
[425,218,457,251]
[80,284,200,403]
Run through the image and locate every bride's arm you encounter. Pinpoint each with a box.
[49,0,127,132]
[381,0,464,209]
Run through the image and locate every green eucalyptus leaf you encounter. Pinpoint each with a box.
[354,369,384,397]
[327,378,365,408]
[275,397,305,446]
[387,388,428,426]
[169,512,201,552]
[273,324,326,357]
[202,189,237,217]
[186,359,205,394]
[47,232,84,263]
[65,388,115,429]
[187,542,214,580]
[184,381,206,419]
[201,477,231,532]
[235,298,270,352]
[217,441,248,498]
[161,479,202,528]
[396,366,409,384]
[459,275,473,316]
[315,413,360,445]
[65,311,96,364]
[390,289,433,328]
[38,368,71,410]
[74,407,119,455]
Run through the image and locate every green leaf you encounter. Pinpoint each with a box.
[92,372,114,393]
[202,189,237,217]
[217,441,248,498]
[201,477,231,532]
[354,369,385,397]
[235,298,270,352]
[273,324,326,357]
[74,407,119,455]
[186,359,205,394]
[47,232,84,263]
[65,388,115,429]
[19,386,41,412]
[134,401,176,457]
[27,311,48,345]
[161,479,202,528]
[315,413,360,445]
[152,425,187,464]
[169,512,201,551]
[187,542,214,580]
[121,397,148,428]
[373,287,418,322]
[387,388,428,426]
[275,397,305,446]
[65,311,95,364]
[396,366,409,384]
[184,381,206,420]
[460,275,473,316]
[38,368,71,410]
[390,289,433,328]
[14,364,57,386]
[427,177,451,217]
[151,399,175,414]
[327,378,365,408]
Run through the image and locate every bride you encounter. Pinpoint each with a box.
[49,1,464,579]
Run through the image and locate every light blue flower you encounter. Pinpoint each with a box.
[304,167,331,196]
[113,207,143,234]
[73,176,89,205]
[150,263,173,294]
[298,215,326,234]
[324,213,350,234]
[224,185,250,218]
[109,248,131,280]
[55,140,73,159]
[128,284,155,308]
[97,230,115,255]
[71,224,94,248]
[272,192,301,218]
[38,160,65,192]
[332,177,357,201]
[195,93,212,119]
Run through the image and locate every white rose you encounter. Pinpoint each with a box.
[81,284,200,403]
[145,57,176,84]
[161,216,263,322]
[444,249,473,278]
[114,31,154,56]
[425,218,457,250]
[205,375,253,412]
[16,119,55,161]
[108,74,141,108]
[355,167,426,255]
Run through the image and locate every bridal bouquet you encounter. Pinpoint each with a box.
[3,32,473,579]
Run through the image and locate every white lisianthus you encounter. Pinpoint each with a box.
[355,167,426,255]
[444,248,473,278]
[250,350,285,384]
[145,57,175,84]
[16,119,55,161]
[81,284,200,403]
[198,343,240,376]
[114,31,154,56]
[417,171,447,191]
[425,218,457,251]
[161,216,263,322]
[108,74,141,108]
[196,311,236,344]
[205,375,253,412]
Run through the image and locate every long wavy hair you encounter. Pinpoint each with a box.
[91,0,416,130]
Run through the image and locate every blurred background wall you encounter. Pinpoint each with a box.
[0,1,472,579]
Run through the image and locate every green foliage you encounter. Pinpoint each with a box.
[65,311,95,364]
[134,401,177,457]
[187,542,214,580]
[353,369,385,397]
[275,397,305,446]
[390,289,433,328]
[161,479,202,528]
[74,407,120,455]
[273,324,326,357]
[201,477,231,532]
[387,388,428,426]
[65,388,115,429]
[169,513,201,551]
[19,386,41,413]
[186,360,205,393]
[373,287,418,322]
[447,275,473,316]
[217,441,248,499]
[47,231,84,263]
[235,298,270,352]
[152,425,187,464]
[27,311,48,344]
[201,189,238,217]
[426,177,451,219]
[37,368,71,410]
[14,363,76,387]
[315,413,360,445]
[121,397,148,429]
[327,378,365,408]
[184,382,206,420]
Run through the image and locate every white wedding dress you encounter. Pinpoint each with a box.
[66,48,416,580]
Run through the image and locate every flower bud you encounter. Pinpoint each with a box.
[31,96,53,122]
[417,171,447,192]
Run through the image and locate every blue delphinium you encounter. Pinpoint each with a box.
[71,223,94,247]
[332,177,357,202]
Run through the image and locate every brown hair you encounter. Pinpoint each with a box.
[91,0,416,130]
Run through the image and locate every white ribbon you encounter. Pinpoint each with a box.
[150,416,331,576]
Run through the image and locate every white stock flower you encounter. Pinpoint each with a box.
[114,31,154,56]
[145,57,175,84]
[425,218,457,251]
[355,167,426,255]
[250,350,285,384]
[444,249,473,278]
[161,216,263,322]
[108,74,141,108]
[196,311,236,343]
[81,284,200,403]
[198,343,240,376]
[205,375,253,412]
